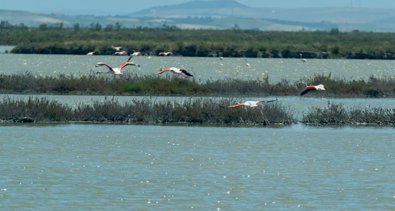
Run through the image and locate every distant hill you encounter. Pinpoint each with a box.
[132,0,252,18]
[0,9,66,26]
[129,0,395,31]
[1,0,395,32]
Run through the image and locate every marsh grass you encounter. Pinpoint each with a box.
[297,74,395,97]
[2,97,395,127]
[302,103,395,126]
[0,97,72,122]
[1,73,395,97]
[0,97,295,126]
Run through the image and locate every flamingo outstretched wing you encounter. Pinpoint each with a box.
[126,55,133,62]
[300,86,316,96]
[95,62,113,72]
[259,99,278,103]
[180,69,193,77]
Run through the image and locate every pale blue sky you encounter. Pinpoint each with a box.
[1,0,394,15]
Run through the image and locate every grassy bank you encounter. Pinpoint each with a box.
[1,97,395,127]
[1,73,394,97]
[0,97,295,126]
[2,27,395,59]
[302,103,395,126]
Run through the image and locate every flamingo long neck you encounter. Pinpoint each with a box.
[118,61,133,69]
[159,68,171,74]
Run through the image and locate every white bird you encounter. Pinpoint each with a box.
[86,51,95,56]
[157,67,193,77]
[95,55,140,79]
[158,51,173,56]
[244,58,250,67]
[228,99,278,108]
[131,51,142,56]
[114,51,128,56]
[112,45,122,51]
[300,84,325,96]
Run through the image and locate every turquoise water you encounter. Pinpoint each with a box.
[1,53,395,210]
[0,46,14,53]
[1,54,395,82]
[1,124,394,210]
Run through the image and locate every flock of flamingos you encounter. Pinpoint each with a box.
[90,46,326,108]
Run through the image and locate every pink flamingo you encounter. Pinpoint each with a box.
[95,55,140,79]
[228,99,277,108]
[300,84,325,96]
[157,67,193,77]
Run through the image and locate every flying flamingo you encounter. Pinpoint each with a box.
[300,84,325,96]
[157,67,193,77]
[158,51,173,56]
[95,55,140,79]
[131,51,142,56]
[228,99,278,108]
[112,45,122,51]
[114,51,128,55]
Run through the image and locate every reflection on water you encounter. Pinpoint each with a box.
[0,124,394,210]
[1,54,395,82]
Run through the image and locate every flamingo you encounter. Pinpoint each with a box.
[131,51,142,56]
[95,55,140,79]
[114,51,128,55]
[157,67,193,77]
[158,51,173,56]
[300,84,325,96]
[112,45,122,51]
[228,99,278,108]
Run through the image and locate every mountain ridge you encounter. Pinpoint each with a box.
[1,0,395,32]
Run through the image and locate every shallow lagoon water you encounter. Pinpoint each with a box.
[1,53,395,83]
[1,124,394,210]
[1,53,395,210]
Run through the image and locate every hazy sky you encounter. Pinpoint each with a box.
[1,0,395,14]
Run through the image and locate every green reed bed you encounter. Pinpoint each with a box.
[0,97,72,122]
[0,97,295,126]
[302,103,395,126]
[2,97,395,127]
[1,73,395,97]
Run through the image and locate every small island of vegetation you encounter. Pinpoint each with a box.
[1,21,395,59]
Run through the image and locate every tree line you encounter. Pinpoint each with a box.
[1,21,395,59]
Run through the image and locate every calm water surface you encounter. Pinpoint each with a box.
[1,54,395,82]
[0,124,394,210]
